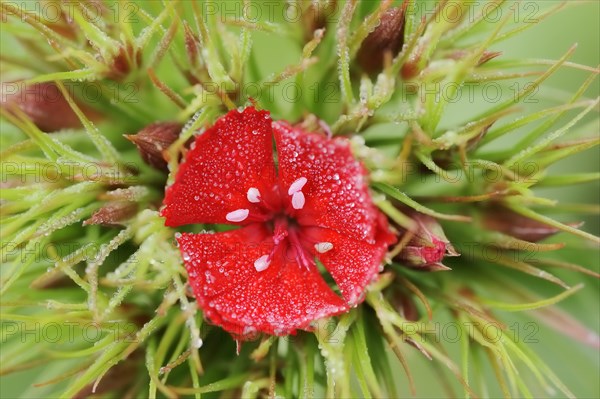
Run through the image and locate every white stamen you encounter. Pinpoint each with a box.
[254,255,270,272]
[247,187,261,203]
[315,242,334,253]
[226,208,249,222]
[291,191,305,210]
[288,177,307,195]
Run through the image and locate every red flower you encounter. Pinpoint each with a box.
[161,107,395,337]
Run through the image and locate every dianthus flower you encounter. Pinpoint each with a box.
[162,107,395,337]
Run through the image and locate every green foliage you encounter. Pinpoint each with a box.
[1,1,598,398]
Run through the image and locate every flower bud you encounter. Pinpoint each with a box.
[125,122,182,171]
[357,5,407,74]
[83,201,137,227]
[392,291,420,321]
[1,82,101,132]
[395,213,459,270]
[107,44,142,81]
[302,0,338,42]
[183,22,200,68]
[482,204,580,243]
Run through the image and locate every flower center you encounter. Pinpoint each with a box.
[258,178,335,271]
[254,213,313,272]
[225,177,334,272]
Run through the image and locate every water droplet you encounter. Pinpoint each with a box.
[192,336,203,348]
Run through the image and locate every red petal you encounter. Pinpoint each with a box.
[273,121,380,242]
[179,223,271,302]
[178,225,347,338]
[304,215,394,305]
[162,107,276,227]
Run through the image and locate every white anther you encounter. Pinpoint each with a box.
[291,191,305,210]
[314,242,334,254]
[247,187,261,203]
[254,255,270,272]
[225,209,249,222]
[288,177,307,195]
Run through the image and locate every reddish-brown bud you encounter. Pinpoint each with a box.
[302,0,337,42]
[358,5,407,74]
[392,291,420,321]
[107,44,142,81]
[482,204,581,243]
[183,21,200,67]
[83,201,137,227]
[395,212,459,270]
[1,82,101,132]
[125,122,182,171]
